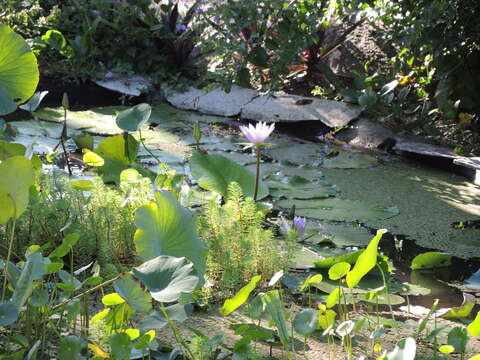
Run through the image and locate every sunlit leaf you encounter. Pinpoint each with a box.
[467,311,480,337]
[114,273,152,313]
[102,293,125,306]
[346,229,387,288]
[220,275,261,316]
[328,262,351,280]
[410,252,452,270]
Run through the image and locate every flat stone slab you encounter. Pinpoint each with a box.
[240,93,361,127]
[335,118,396,149]
[165,87,204,111]
[454,157,480,170]
[196,85,258,117]
[393,141,458,159]
[95,74,151,96]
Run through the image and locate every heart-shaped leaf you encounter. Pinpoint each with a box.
[190,151,269,199]
[114,273,152,313]
[134,191,207,275]
[0,24,39,115]
[116,103,152,132]
[293,309,318,336]
[132,256,199,303]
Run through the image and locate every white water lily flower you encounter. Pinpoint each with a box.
[239,122,275,145]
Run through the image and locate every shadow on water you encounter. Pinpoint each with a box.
[373,228,480,308]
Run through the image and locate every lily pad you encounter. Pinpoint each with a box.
[277,198,399,221]
[410,252,452,270]
[269,179,338,199]
[265,143,323,165]
[306,223,372,248]
[322,149,378,169]
[246,163,323,180]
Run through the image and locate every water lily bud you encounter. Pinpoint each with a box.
[62,93,69,110]
[193,121,202,144]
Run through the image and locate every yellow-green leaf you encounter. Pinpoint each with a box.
[102,293,125,306]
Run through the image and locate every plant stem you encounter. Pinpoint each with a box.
[61,107,72,175]
[160,302,195,359]
[51,273,122,312]
[254,145,261,201]
[2,209,17,301]
[139,128,161,164]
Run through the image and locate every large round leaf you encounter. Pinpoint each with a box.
[59,335,85,360]
[134,191,207,275]
[116,103,152,132]
[293,309,319,336]
[190,151,269,200]
[114,273,152,313]
[132,256,199,303]
[0,24,39,115]
[0,302,18,326]
[0,156,36,223]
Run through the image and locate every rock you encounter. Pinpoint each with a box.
[95,74,151,96]
[453,157,480,185]
[335,118,396,148]
[393,140,458,159]
[196,85,258,117]
[165,87,205,110]
[240,93,361,127]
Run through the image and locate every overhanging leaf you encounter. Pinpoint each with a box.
[190,151,269,200]
[132,256,199,303]
[293,309,318,336]
[0,156,36,223]
[134,191,207,275]
[0,24,39,114]
[114,273,152,313]
[346,229,387,288]
[220,275,261,316]
[116,103,152,132]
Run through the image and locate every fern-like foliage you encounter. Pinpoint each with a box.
[197,182,294,298]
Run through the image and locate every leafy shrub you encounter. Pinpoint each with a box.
[4,0,203,84]
[197,182,294,297]
[0,171,151,273]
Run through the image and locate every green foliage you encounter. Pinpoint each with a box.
[0,24,39,115]
[197,182,294,296]
[1,171,151,272]
[133,191,207,275]
[410,252,452,270]
[190,150,269,200]
[4,0,203,85]
[220,275,261,316]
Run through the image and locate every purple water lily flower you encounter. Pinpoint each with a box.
[105,71,115,79]
[214,16,221,23]
[195,8,203,14]
[176,24,187,31]
[239,122,275,145]
[293,216,306,239]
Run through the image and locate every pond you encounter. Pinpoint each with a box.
[6,101,480,310]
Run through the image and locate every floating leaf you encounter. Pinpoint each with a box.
[410,252,452,270]
[134,191,207,275]
[190,151,269,200]
[220,275,261,316]
[133,256,198,303]
[277,198,399,221]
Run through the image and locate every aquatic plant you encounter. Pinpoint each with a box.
[239,121,274,201]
